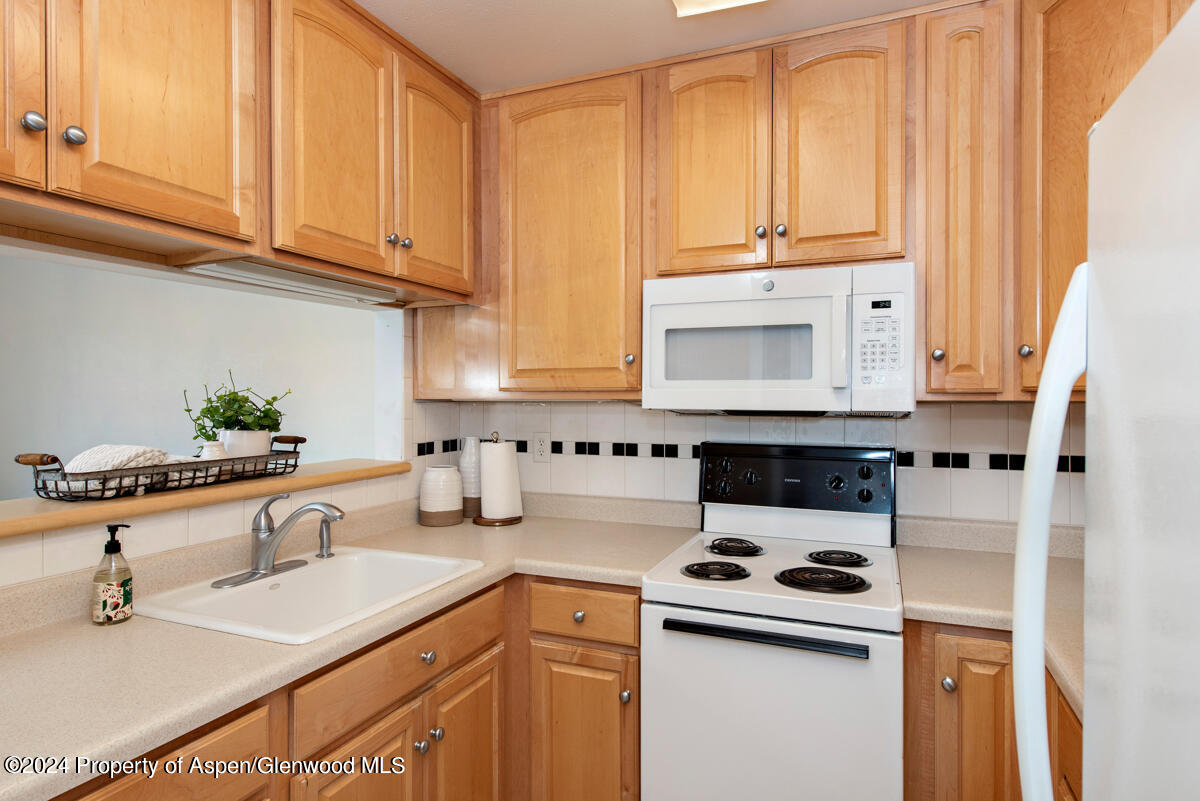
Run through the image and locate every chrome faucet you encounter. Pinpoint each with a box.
[211,493,345,589]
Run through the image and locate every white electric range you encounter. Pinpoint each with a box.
[641,442,904,800]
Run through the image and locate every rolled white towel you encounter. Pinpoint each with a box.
[64,445,170,498]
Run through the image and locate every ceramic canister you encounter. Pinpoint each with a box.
[419,465,464,526]
[459,436,482,518]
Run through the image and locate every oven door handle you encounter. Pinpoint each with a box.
[662,618,869,659]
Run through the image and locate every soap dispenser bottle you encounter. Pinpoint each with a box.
[92,523,132,625]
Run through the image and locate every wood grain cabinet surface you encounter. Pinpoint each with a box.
[423,644,503,801]
[0,0,45,189]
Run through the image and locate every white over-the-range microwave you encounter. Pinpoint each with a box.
[641,262,915,415]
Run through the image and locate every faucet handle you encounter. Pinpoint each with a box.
[253,493,290,533]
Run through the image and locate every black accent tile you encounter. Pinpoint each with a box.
[516,440,528,453]
[426,441,436,454]
[612,442,625,456]
[1057,454,1070,473]
[691,444,701,459]
[551,441,563,455]
[932,451,951,469]
[951,452,969,469]
[587,441,600,456]
[443,439,454,453]
[897,451,915,467]
[665,444,679,458]
[1009,454,1026,471]
[574,442,587,455]
[625,443,639,457]
[1070,455,1085,473]
[651,443,665,458]
[416,442,427,456]
[989,453,1009,470]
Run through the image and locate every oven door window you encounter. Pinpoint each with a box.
[664,324,813,381]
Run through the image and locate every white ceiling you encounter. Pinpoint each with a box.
[359,0,922,95]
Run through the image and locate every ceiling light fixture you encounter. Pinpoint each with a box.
[671,0,768,17]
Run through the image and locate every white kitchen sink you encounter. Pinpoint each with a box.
[137,547,483,644]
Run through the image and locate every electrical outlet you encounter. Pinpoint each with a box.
[533,432,551,463]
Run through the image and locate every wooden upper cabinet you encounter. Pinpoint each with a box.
[497,75,641,391]
[399,59,474,294]
[424,645,503,801]
[1019,0,1173,391]
[0,0,45,188]
[773,21,905,265]
[273,0,396,274]
[921,1,1011,394]
[652,50,771,275]
[48,0,257,238]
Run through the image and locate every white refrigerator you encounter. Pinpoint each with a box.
[1013,5,1200,800]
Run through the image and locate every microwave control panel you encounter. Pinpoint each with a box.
[851,289,914,412]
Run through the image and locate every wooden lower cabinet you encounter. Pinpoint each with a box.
[292,700,422,801]
[424,645,504,801]
[529,640,639,801]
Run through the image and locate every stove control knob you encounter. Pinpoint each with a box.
[743,470,759,485]
[828,474,846,492]
[718,457,734,474]
[716,479,733,497]
[858,465,874,480]
[858,488,874,503]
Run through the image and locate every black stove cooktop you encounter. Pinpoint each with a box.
[806,549,873,567]
[680,561,752,581]
[706,537,765,557]
[775,566,872,594]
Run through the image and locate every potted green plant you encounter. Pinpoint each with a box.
[185,372,292,458]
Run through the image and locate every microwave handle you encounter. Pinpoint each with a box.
[831,294,850,388]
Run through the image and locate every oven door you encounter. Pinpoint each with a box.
[641,268,852,412]
[640,602,903,800]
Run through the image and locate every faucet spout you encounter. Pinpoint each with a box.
[212,497,345,588]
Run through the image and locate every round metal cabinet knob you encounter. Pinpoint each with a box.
[19,111,46,132]
[620,689,632,704]
[941,676,958,693]
[62,125,87,145]
[430,727,445,742]
[931,348,947,362]
[624,354,635,365]
[762,279,775,292]
[573,610,586,623]
[400,237,414,249]
[755,225,767,238]
[414,739,430,754]
[1018,344,1035,358]
[420,650,437,665]
[386,233,400,244]
[775,224,787,236]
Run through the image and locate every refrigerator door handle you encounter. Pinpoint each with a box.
[1013,261,1089,801]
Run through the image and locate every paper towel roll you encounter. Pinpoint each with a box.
[480,440,522,520]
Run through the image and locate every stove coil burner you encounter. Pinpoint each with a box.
[681,561,752,581]
[775,566,871,594]
[706,537,765,557]
[806,549,872,568]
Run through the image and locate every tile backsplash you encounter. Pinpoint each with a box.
[415,400,1085,526]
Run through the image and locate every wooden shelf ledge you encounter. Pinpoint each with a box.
[0,459,410,540]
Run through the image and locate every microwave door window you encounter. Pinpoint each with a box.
[664,324,814,380]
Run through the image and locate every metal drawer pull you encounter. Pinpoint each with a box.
[573,610,585,623]
[414,739,429,754]
[20,111,46,132]
[942,676,958,692]
[62,125,87,145]
[662,618,869,660]
[755,225,767,238]
[420,650,437,665]
[430,726,444,741]
[620,689,631,704]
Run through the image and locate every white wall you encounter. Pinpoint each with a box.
[0,252,404,500]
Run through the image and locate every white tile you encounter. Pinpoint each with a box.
[517,452,552,494]
[426,401,457,441]
[587,454,625,497]
[411,401,428,444]
[396,470,421,500]
[123,511,189,558]
[749,416,795,443]
[483,403,518,440]
[403,417,415,461]
[44,523,109,575]
[665,459,700,502]
[331,480,372,512]
[1008,403,1069,456]
[0,533,42,587]
[458,403,484,439]
[706,415,750,442]
[407,455,427,493]
[914,450,934,468]
[665,412,706,445]
[366,475,403,506]
[515,403,551,437]
[187,501,245,545]
[624,457,665,500]
[1068,402,1086,455]
[1070,473,1086,525]
[587,403,626,442]
[845,418,897,447]
[551,402,588,441]
[896,403,950,451]
[896,467,950,517]
[951,403,1009,453]
[967,452,991,470]
[950,468,1009,521]
[550,453,587,495]
[795,417,845,445]
[290,486,334,510]
[625,404,665,443]
[1007,470,1071,524]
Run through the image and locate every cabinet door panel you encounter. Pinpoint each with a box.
[0,0,44,188]
[273,0,395,273]
[530,640,638,801]
[50,0,256,238]
[654,50,770,274]
[774,21,904,264]
[923,3,1008,393]
[498,75,640,391]
[400,59,473,293]
[1019,0,1171,390]
[291,700,420,801]
[425,645,502,801]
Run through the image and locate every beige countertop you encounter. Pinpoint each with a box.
[0,516,1083,801]
[899,545,1084,717]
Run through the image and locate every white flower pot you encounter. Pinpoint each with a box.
[217,429,272,458]
[198,440,230,460]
